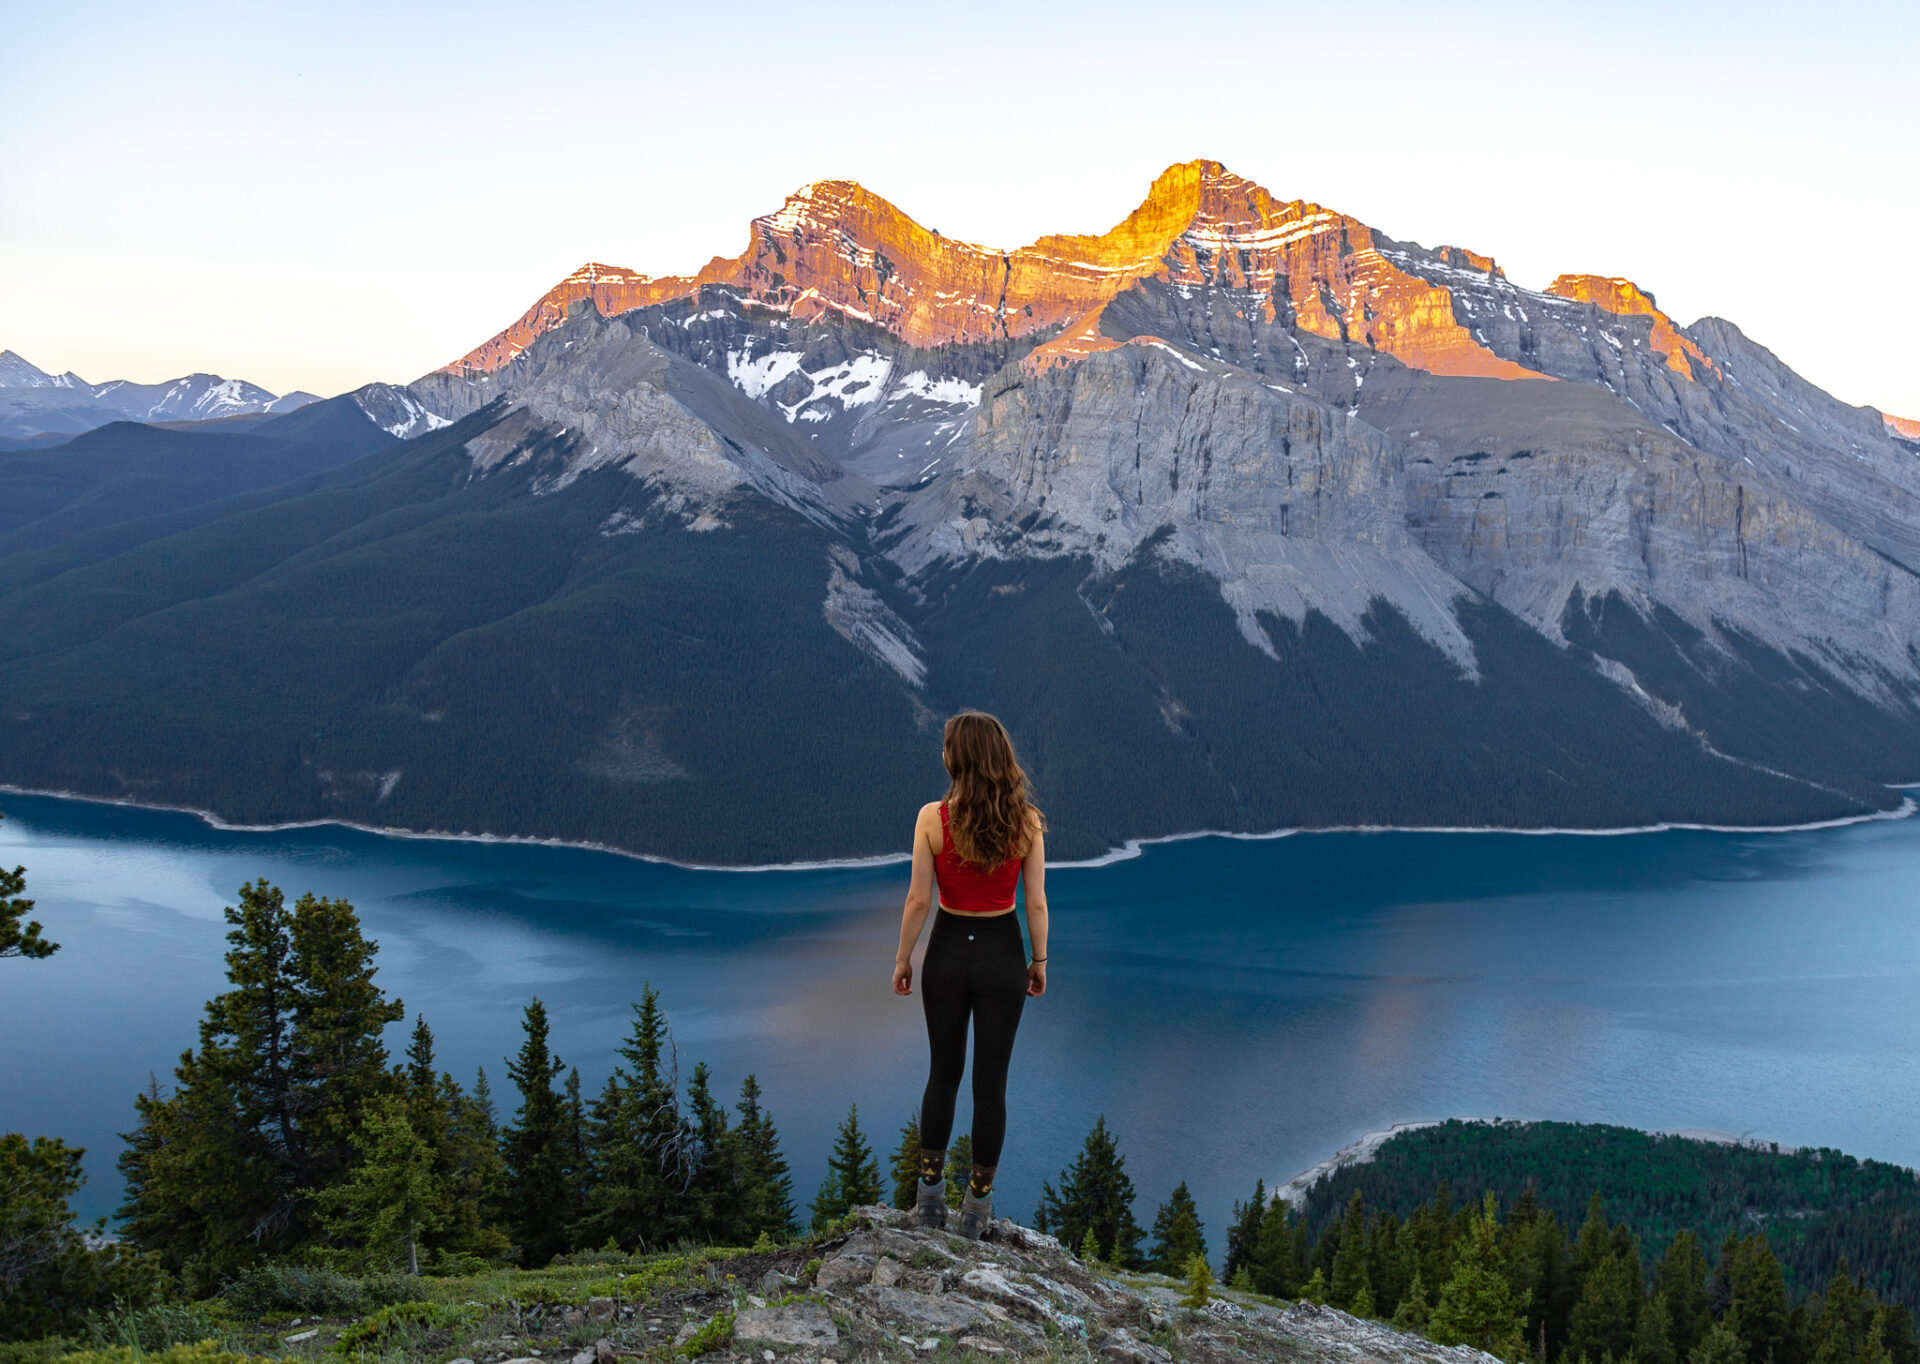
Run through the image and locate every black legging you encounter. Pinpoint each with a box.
[919,907,1028,1168]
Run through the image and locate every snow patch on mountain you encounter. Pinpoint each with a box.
[0,350,87,389]
[353,383,451,439]
[894,370,982,406]
[726,344,806,400]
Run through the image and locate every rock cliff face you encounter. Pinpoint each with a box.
[443,162,1543,384]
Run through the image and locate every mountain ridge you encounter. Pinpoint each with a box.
[0,348,318,440]
[2,161,1919,862]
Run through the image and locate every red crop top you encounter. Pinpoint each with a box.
[934,801,1022,912]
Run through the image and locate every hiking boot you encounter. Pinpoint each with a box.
[957,1185,993,1240]
[911,1178,948,1230]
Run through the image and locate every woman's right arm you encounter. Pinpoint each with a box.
[893,804,935,995]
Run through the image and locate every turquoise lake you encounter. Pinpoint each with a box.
[4,791,1919,1242]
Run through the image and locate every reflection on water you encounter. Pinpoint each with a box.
[4,793,1919,1239]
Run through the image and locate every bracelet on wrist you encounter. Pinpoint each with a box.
[1031,956,1046,963]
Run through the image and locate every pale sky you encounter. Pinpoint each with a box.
[3,0,1916,417]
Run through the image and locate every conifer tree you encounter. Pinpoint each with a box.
[1428,1193,1528,1359]
[1352,1283,1378,1319]
[811,1104,881,1230]
[1656,1231,1714,1364]
[286,891,406,1194]
[439,1067,511,1261]
[732,1073,796,1243]
[1183,1252,1215,1308]
[405,1015,437,1089]
[1692,1320,1751,1364]
[561,1067,592,1238]
[116,882,401,1289]
[0,830,56,959]
[1081,1226,1103,1264]
[1330,1189,1372,1308]
[1300,1265,1330,1304]
[1224,1180,1267,1283]
[684,1063,736,1240]
[502,998,571,1267]
[1727,1235,1791,1364]
[1252,1194,1304,1298]
[1033,1116,1146,1268]
[889,1111,923,1211]
[1569,1237,1644,1363]
[1637,1290,1680,1364]
[1393,1268,1432,1332]
[1147,1182,1208,1276]
[584,987,692,1250]
[310,1092,446,1274]
[1,1133,159,1337]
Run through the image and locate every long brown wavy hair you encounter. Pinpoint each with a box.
[941,710,1045,869]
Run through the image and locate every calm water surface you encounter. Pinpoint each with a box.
[4,792,1919,1239]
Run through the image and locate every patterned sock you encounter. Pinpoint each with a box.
[969,1164,996,1197]
[917,1147,946,1185]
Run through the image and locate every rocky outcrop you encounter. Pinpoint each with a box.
[1544,275,1719,379]
[646,1203,1508,1364]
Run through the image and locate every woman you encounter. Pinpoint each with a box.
[892,710,1049,1239]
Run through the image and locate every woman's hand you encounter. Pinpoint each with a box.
[893,957,914,996]
[1026,960,1047,997]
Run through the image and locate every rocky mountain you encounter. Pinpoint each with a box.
[1,161,1917,862]
[0,349,317,440]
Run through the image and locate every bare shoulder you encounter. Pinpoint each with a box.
[1021,805,1047,857]
[913,803,944,852]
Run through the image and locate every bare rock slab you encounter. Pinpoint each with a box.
[1096,1326,1175,1364]
[733,1301,838,1348]
[855,1284,990,1334]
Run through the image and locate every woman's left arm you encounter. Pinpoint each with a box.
[893,805,936,995]
[1023,825,1048,997]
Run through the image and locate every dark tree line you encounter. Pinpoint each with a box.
[1299,1121,1920,1309]
[1218,1180,1919,1364]
[111,883,798,1299]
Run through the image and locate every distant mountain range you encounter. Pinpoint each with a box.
[0,349,317,441]
[3,160,1918,863]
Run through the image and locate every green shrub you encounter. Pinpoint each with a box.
[426,1250,495,1277]
[84,1301,239,1355]
[0,1339,80,1364]
[678,1312,733,1358]
[222,1267,422,1321]
[327,1301,466,1355]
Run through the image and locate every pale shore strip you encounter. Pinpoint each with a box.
[1271,1119,1809,1209]
[0,784,1913,876]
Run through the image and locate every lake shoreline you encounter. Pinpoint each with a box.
[2,782,1914,875]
